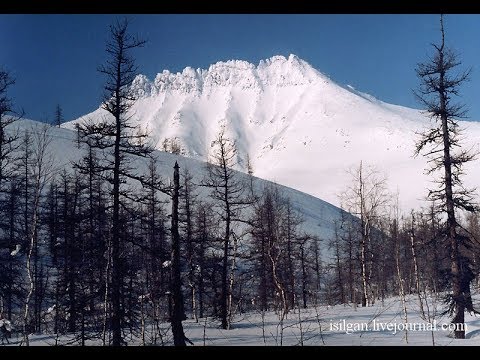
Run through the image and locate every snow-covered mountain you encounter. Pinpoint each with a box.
[65,54,480,211]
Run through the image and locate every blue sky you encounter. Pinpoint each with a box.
[1,14,480,122]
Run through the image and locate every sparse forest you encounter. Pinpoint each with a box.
[0,15,479,346]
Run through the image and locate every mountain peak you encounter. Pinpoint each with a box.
[259,53,300,65]
[131,54,327,97]
[257,54,327,86]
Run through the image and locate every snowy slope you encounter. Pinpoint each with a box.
[65,54,480,211]
[11,119,345,243]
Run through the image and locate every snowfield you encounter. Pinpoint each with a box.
[5,293,480,346]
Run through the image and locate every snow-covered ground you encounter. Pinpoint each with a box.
[64,54,480,212]
[5,293,480,346]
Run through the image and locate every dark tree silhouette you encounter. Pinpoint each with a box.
[414,14,478,339]
[0,68,22,324]
[0,69,22,188]
[74,18,151,346]
[170,161,187,346]
[54,105,63,128]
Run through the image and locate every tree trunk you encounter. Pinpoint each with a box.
[409,215,425,318]
[198,212,206,319]
[221,185,231,330]
[313,240,321,305]
[360,231,369,307]
[300,243,308,309]
[111,103,122,346]
[359,162,370,308]
[170,161,186,346]
[395,228,409,343]
[102,237,111,346]
[184,178,197,321]
[23,173,42,345]
[227,233,237,328]
[286,231,295,310]
[439,54,466,339]
[259,234,268,311]
[334,226,345,304]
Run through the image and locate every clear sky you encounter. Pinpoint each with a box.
[1,14,480,122]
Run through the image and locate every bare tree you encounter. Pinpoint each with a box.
[54,104,63,128]
[341,161,389,307]
[391,195,409,343]
[74,18,151,346]
[408,212,426,318]
[202,129,252,329]
[0,68,22,324]
[414,14,478,339]
[179,168,198,321]
[170,161,187,346]
[22,125,54,345]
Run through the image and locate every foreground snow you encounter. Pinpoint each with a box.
[6,293,480,346]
